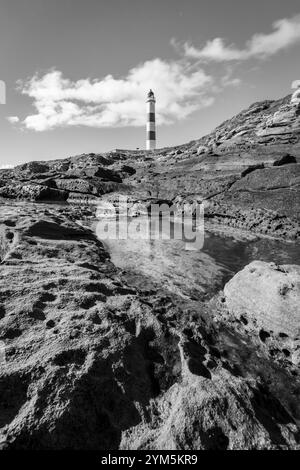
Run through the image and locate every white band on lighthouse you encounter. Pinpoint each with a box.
[146,89,156,151]
[146,122,155,132]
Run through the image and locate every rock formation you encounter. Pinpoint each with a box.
[291,81,300,106]
[224,261,300,338]
[224,261,300,367]
[0,94,299,240]
[0,93,300,449]
[0,203,299,449]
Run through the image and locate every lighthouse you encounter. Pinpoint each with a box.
[146,89,156,150]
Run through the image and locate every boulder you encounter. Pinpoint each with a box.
[224,261,300,338]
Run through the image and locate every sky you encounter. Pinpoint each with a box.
[0,0,300,167]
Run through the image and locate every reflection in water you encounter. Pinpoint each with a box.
[96,217,300,300]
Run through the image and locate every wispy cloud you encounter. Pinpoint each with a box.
[6,116,20,124]
[183,14,300,62]
[17,60,214,131]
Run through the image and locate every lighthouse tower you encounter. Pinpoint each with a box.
[146,89,156,150]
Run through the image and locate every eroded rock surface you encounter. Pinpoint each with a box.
[0,203,299,450]
[224,261,300,338]
[223,261,300,367]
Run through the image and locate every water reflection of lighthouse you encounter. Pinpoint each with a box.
[146,89,156,150]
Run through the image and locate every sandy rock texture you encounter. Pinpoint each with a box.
[224,261,300,338]
[224,261,300,367]
[0,202,299,450]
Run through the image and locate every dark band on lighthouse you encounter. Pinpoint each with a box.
[148,112,155,122]
[147,131,156,140]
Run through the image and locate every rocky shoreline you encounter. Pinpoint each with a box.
[1,95,299,241]
[0,93,300,449]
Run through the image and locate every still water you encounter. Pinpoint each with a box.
[95,216,300,300]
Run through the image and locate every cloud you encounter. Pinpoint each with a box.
[0,164,14,169]
[0,80,6,104]
[18,59,215,131]
[184,39,244,62]
[6,116,20,124]
[292,80,300,89]
[221,67,241,87]
[183,14,300,62]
